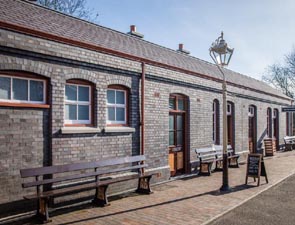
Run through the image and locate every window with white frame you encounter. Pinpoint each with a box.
[0,75,45,104]
[107,87,127,125]
[248,105,255,117]
[213,100,220,144]
[267,108,272,137]
[227,103,232,115]
[273,109,277,118]
[64,82,91,125]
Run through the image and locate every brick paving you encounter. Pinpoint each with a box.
[10,151,295,225]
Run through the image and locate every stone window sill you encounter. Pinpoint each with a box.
[104,127,135,133]
[61,127,101,134]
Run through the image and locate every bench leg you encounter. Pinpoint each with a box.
[93,185,110,207]
[136,175,153,194]
[229,157,239,168]
[200,163,212,176]
[215,160,223,171]
[37,197,51,223]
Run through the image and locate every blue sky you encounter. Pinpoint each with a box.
[87,0,295,80]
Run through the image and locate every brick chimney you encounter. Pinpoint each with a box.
[127,25,144,38]
[177,43,190,54]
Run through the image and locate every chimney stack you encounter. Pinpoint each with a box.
[177,43,190,55]
[127,25,144,38]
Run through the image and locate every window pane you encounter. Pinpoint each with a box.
[177,131,183,146]
[116,108,125,121]
[65,85,77,101]
[169,98,175,110]
[178,99,184,110]
[107,107,115,121]
[0,77,11,100]
[30,80,44,102]
[13,78,28,101]
[169,115,174,130]
[177,115,183,130]
[65,104,77,120]
[116,91,125,104]
[227,104,231,114]
[78,86,89,102]
[78,105,89,120]
[169,131,174,146]
[107,90,115,104]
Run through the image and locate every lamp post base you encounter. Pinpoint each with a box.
[220,154,231,192]
[220,184,231,192]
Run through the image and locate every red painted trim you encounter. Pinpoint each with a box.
[64,124,93,127]
[0,21,291,101]
[0,102,50,109]
[106,124,128,127]
[141,62,145,157]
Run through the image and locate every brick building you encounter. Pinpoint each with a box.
[0,0,292,214]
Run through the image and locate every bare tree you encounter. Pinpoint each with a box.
[262,49,295,99]
[37,0,98,22]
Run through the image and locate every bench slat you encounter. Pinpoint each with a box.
[22,164,147,188]
[20,155,145,178]
[24,174,143,199]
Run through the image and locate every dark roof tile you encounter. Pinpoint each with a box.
[0,0,289,100]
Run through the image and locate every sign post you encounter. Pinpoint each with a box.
[245,153,268,186]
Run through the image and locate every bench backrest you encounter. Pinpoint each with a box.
[284,136,295,144]
[195,147,216,161]
[20,155,146,188]
[196,145,234,161]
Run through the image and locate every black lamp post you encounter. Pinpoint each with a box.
[209,32,234,192]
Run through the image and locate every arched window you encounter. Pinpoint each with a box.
[248,105,257,153]
[64,79,94,125]
[227,101,235,148]
[273,108,279,139]
[107,85,129,125]
[0,72,48,108]
[286,112,292,136]
[168,93,187,176]
[267,108,272,137]
[213,99,220,144]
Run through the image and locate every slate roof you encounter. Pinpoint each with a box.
[0,0,289,100]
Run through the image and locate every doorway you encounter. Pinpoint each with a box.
[273,109,279,151]
[168,94,187,176]
[248,105,257,153]
[227,102,235,149]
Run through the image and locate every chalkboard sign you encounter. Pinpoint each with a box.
[245,153,268,186]
[248,154,261,176]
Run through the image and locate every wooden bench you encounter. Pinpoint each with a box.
[213,145,239,168]
[284,136,295,151]
[227,146,240,167]
[20,155,158,223]
[195,147,223,175]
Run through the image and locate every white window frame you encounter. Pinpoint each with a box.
[64,83,91,125]
[248,106,255,117]
[273,109,277,118]
[107,88,127,125]
[0,75,46,104]
[227,103,232,115]
[213,101,217,143]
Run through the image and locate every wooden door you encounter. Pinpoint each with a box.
[248,106,257,153]
[227,115,233,147]
[273,109,279,152]
[169,113,185,176]
[249,116,255,153]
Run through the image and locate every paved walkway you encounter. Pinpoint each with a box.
[208,172,295,225]
[6,151,295,225]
